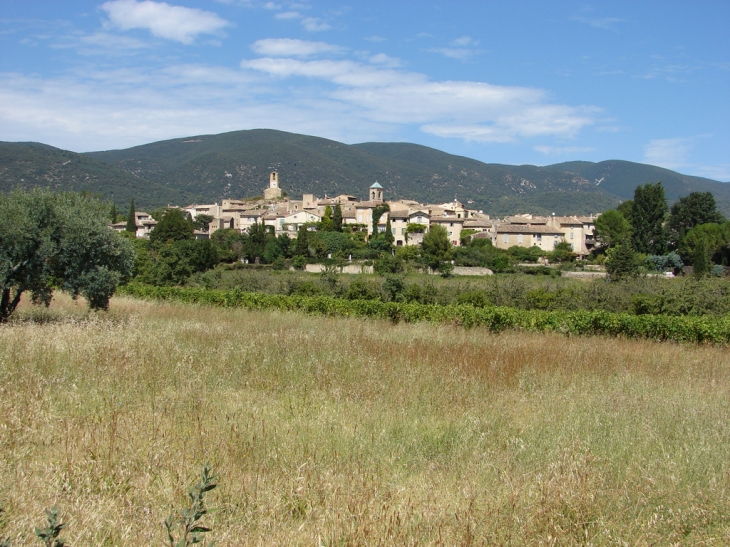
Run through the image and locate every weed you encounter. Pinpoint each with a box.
[34,506,66,547]
[164,465,218,547]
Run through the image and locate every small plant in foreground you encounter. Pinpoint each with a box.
[34,506,66,547]
[164,464,218,547]
[0,505,11,547]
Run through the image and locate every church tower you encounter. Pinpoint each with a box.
[369,181,383,202]
[264,170,283,200]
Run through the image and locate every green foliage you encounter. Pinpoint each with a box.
[370,204,390,236]
[126,199,136,233]
[149,209,194,246]
[210,229,245,262]
[681,222,730,266]
[294,226,309,257]
[381,274,406,302]
[0,189,135,321]
[119,283,730,345]
[666,192,725,247]
[374,254,406,275]
[164,464,217,547]
[34,506,66,547]
[632,182,668,255]
[605,243,639,281]
[549,241,577,263]
[332,204,343,232]
[594,209,632,249]
[421,225,452,271]
[507,245,543,263]
[693,237,709,278]
[645,252,683,272]
[192,214,214,232]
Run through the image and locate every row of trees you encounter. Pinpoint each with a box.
[593,183,728,278]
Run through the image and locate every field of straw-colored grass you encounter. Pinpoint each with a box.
[1,294,729,545]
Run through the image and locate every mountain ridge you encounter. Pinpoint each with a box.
[2,129,728,216]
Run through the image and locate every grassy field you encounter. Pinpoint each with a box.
[1,295,729,545]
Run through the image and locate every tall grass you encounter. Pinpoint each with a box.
[0,294,729,544]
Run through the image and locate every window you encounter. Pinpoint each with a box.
[518,234,523,244]
[536,234,542,243]
[392,228,396,235]
[570,231,574,239]
[503,234,508,244]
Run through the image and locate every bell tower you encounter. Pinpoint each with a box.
[369,181,383,202]
[264,170,283,199]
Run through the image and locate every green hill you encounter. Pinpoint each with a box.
[0,142,188,208]
[542,160,730,214]
[2,130,728,216]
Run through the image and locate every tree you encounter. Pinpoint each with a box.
[692,237,709,278]
[549,241,577,263]
[110,203,118,223]
[605,242,639,281]
[666,192,725,248]
[616,200,634,226]
[192,214,214,232]
[594,209,632,249]
[421,224,452,271]
[320,205,334,231]
[149,208,194,246]
[126,199,136,233]
[294,225,309,257]
[0,189,135,322]
[332,204,343,232]
[631,182,668,255]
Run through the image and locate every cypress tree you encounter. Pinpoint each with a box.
[110,203,117,223]
[125,199,136,233]
[294,225,309,257]
[332,204,343,232]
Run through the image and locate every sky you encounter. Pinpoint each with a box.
[1,0,728,181]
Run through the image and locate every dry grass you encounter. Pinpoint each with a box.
[1,294,729,545]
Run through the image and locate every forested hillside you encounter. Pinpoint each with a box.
[2,130,728,216]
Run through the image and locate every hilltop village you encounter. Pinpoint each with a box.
[117,171,598,258]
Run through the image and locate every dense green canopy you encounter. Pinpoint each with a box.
[0,189,135,321]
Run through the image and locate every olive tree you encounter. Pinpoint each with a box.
[0,189,135,322]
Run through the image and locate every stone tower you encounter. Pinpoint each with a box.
[369,181,383,202]
[264,171,283,200]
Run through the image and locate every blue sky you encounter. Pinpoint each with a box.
[1,0,728,181]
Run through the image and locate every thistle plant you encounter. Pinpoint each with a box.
[164,465,218,547]
[34,506,66,547]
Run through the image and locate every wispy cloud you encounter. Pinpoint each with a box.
[101,0,231,44]
[570,7,625,31]
[534,145,596,155]
[301,17,331,32]
[274,11,301,20]
[251,38,344,57]
[428,36,482,61]
[241,47,599,142]
[643,137,693,169]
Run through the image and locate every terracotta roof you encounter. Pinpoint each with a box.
[389,210,409,219]
[495,224,563,234]
[464,220,492,228]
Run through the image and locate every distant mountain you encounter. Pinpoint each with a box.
[541,160,730,215]
[0,142,187,208]
[2,130,728,216]
[85,129,621,216]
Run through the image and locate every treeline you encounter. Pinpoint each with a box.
[118,284,730,345]
[594,184,729,278]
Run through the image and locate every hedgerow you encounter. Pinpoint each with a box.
[118,283,730,345]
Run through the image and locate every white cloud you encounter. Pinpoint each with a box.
[368,53,401,68]
[696,165,730,182]
[251,38,344,57]
[643,137,692,169]
[450,36,478,47]
[274,11,301,20]
[534,145,596,155]
[241,54,599,141]
[101,0,231,44]
[301,17,331,32]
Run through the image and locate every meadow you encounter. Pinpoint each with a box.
[1,294,729,545]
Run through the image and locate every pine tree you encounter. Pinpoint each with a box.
[125,199,136,233]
